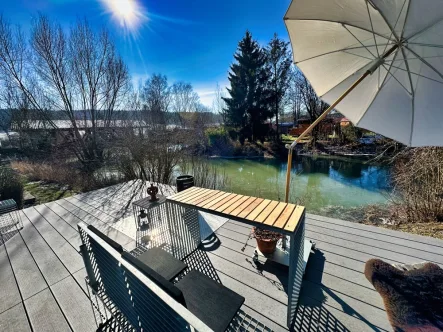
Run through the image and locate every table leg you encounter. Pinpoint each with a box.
[287,216,305,327]
[166,202,201,260]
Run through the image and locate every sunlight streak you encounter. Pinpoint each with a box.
[100,0,148,33]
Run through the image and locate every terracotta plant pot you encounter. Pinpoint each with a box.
[256,238,278,254]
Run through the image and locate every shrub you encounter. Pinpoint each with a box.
[0,166,24,207]
[205,127,229,146]
[11,160,125,192]
[392,147,443,223]
[341,124,362,143]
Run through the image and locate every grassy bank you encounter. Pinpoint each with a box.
[23,180,77,205]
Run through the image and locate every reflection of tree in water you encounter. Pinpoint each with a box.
[330,159,364,179]
[293,156,331,175]
[329,159,391,192]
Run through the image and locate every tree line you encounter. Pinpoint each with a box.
[0,14,328,180]
[221,31,328,144]
[0,15,217,175]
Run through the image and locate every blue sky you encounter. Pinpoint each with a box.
[1,0,291,107]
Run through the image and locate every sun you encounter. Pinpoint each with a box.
[100,0,147,32]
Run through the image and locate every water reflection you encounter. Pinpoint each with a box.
[206,155,391,212]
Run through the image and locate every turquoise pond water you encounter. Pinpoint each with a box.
[203,156,392,214]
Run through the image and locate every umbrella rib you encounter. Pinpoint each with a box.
[400,0,413,41]
[341,50,373,61]
[365,0,380,58]
[342,24,377,58]
[285,18,390,40]
[355,51,399,126]
[368,0,401,43]
[386,64,443,85]
[382,63,412,95]
[386,55,443,61]
[407,16,443,41]
[381,0,408,56]
[401,47,415,97]
[407,42,443,49]
[405,45,443,80]
[295,44,390,64]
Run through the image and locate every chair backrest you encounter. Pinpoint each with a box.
[87,225,124,253]
[79,224,139,328]
[78,222,212,332]
[121,252,186,306]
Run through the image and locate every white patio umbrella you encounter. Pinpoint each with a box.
[283,0,443,202]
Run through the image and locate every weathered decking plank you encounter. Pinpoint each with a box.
[214,222,392,331]
[4,221,47,300]
[0,246,22,314]
[307,217,443,258]
[19,210,70,285]
[0,303,31,332]
[53,199,135,250]
[307,213,443,250]
[51,276,97,332]
[23,207,84,274]
[34,204,82,249]
[24,288,71,331]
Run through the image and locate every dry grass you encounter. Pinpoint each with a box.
[392,147,443,223]
[12,160,125,192]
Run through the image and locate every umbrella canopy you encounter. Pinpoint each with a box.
[285,0,443,147]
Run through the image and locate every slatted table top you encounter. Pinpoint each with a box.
[167,187,305,234]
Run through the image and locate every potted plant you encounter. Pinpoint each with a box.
[252,227,283,254]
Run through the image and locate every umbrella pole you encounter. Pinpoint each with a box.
[284,70,371,203]
[284,43,400,203]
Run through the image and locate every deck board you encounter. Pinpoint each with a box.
[3,182,443,331]
[4,222,48,300]
[0,246,22,313]
[213,221,392,331]
[34,204,82,249]
[51,276,97,332]
[25,288,71,331]
[19,210,70,285]
[23,207,84,273]
[0,303,31,332]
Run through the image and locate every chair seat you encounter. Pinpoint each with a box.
[137,247,187,281]
[176,270,245,332]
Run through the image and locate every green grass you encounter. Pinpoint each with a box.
[23,180,77,204]
[281,134,296,142]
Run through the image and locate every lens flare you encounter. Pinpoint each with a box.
[100,0,147,32]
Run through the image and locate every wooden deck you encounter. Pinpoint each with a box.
[1,180,443,331]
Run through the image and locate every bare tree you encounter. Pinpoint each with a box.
[266,33,292,141]
[212,83,227,124]
[31,15,130,169]
[0,15,130,170]
[140,74,171,129]
[294,69,329,142]
[170,81,199,126]
[286,66,303,126]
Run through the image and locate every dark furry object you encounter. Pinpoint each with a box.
[365,259,443,331]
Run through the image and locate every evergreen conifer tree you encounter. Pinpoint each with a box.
[223,31,271,143]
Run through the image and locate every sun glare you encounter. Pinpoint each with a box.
[100,0,147,32]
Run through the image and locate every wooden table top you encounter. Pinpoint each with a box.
[167,187,305,234]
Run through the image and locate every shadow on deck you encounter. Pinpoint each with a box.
[3,181,443,331]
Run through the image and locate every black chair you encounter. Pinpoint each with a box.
[122,252,245,332]
[88,225,187,281]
